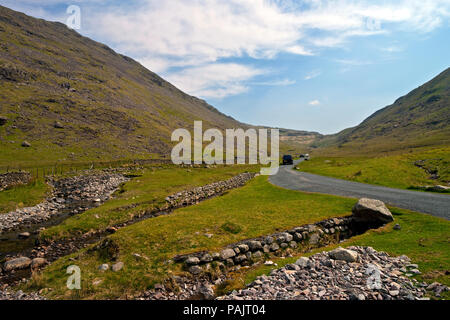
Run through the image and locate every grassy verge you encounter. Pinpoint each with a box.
[0,179,50,213]
[41,165,258,241]
[299,146,450,190]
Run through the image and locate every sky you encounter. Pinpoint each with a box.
[1,0,449,134]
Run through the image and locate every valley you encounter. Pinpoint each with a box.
[0,4,448,304]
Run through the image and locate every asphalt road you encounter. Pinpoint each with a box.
[269,160,450,220]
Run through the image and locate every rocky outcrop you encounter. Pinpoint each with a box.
[352,198,394,223]
[0,171,32,191]
[219,246,438,300]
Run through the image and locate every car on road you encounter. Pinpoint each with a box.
[282,155,294,165]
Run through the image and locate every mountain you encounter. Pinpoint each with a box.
[0,6,251,167]
[313,68,450,154]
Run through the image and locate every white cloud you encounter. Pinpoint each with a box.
[252,79,296,86]
[285,45,314,56]
[165,63,265,99]
[335,59,372,66]
[381,46,403,53]
[304,70,321,80]
[8,0,450,98]
[86,0,449,97]
[309,100,320,106]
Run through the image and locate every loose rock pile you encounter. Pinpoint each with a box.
[165,172,255,207]
[0,172,128,233]
[139,275,222,300]
[219,246,446,300]
[0,289,45,300]
[0,171,32,191]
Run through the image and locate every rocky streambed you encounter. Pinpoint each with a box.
[0,171,129,285]
[0,172,128,234]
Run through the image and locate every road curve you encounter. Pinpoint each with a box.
[269,160,450,220]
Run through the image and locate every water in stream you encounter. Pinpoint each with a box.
[0,199,96,284]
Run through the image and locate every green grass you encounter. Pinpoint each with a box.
[29,176,357,299]
[0,178,49,213]
[41,164,258,241]
[299,146,450,190]
[24,176,449,300]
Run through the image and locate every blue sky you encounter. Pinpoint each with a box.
[1,0,449,134]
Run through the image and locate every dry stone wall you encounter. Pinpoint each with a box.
[0,172,32,191]
[164,172,256,208]
[174,215,378,275]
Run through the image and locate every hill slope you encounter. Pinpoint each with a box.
[314,68,450,154]
[0,6,249,167]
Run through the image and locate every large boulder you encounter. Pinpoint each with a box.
[352,198,394,223]
[0,116,7,126]
[329,247,358,262]
[54,121,64,129]
[3,257,32,272]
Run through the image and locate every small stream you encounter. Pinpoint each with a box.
[0,199,98,284]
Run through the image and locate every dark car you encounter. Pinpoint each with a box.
[282,155,293,165]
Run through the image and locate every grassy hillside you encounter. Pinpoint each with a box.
[0,6,249,167]
[303,69,450,190]
[313,68,450,154]
[0,6,317,169]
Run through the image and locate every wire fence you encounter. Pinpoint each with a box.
[0,158,173,179]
